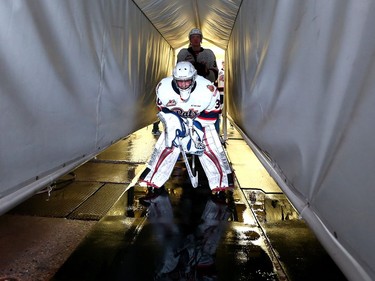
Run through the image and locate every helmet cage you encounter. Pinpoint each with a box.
[173,62,197,101]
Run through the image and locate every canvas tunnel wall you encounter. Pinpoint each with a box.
[0,0,174,214]
[1,1,374,281]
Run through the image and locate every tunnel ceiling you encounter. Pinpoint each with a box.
[133,0,242,50]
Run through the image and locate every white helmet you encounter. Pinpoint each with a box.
[173,61,197,101]
[189,28,203,39]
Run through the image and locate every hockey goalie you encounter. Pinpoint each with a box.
[138,61,234,203]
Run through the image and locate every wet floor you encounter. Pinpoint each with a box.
[0,121,347,281]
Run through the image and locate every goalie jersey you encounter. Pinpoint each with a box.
[156,75,221,125]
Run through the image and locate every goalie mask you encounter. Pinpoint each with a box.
[173,61,197,101]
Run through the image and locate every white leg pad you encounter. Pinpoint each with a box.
[140,133,181,188]
[198,125,234,191]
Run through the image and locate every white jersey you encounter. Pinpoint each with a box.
[155,75,221,126]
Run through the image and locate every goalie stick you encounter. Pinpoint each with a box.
[179,144,198,188]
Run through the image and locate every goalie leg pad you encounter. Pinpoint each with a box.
[198,125,234,190]
[139,133,181,188]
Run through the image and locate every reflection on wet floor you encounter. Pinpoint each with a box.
[121,160,281,280]
[243,190,347,281]
[248,191,300,223]
[3,123,348,281]
[49,125,283,281]
[135,187,232,280]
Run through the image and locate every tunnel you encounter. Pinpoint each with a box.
[1,1,375,281]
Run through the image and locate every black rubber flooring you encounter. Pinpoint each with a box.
[3,124,348,281]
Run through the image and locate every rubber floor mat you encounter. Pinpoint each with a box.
[67,183,126,220]
[7,182,102,218]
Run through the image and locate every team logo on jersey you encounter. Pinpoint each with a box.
[207,85,215,92]
[166,100,176,106]
[172,107,199,118]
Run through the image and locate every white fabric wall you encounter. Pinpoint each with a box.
[1,1,374,280]
[0,1,174,213]
[226,1,375,280]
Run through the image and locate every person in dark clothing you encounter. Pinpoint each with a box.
[177,28,219,83]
